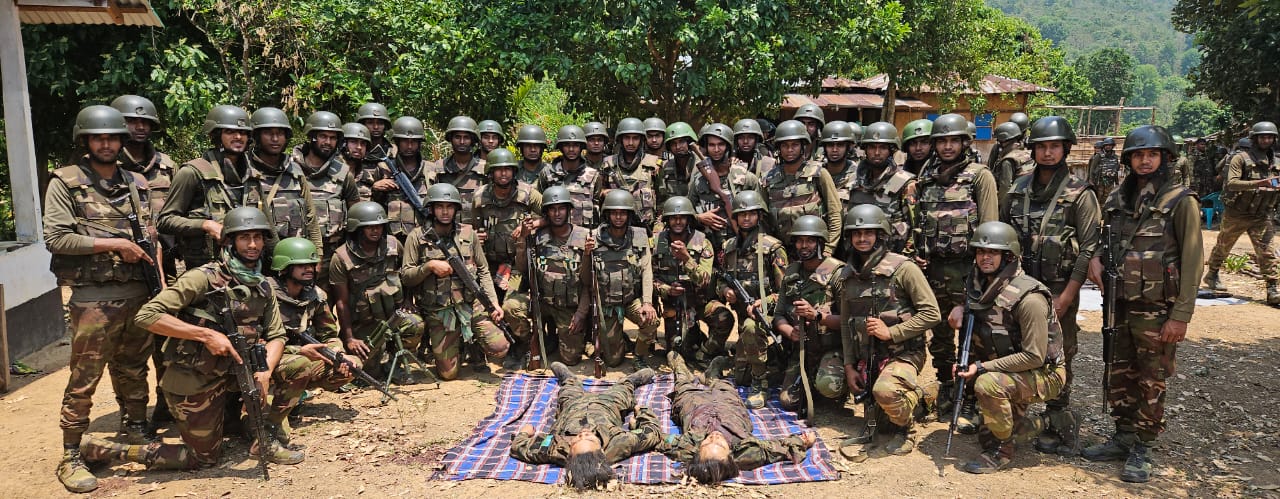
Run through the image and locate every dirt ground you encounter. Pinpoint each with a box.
[3,229,1279,498]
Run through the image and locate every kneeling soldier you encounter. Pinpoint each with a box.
[592,190,659,367]
[773,215,847,415]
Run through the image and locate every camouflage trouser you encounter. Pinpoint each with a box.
[269,348,361,422]
[729,303,772,378]
[1109,303,1178,442]
[558,373,636,414]
[974,364,1066,441]
[424,301,510,380]
[925,257,970,381]
[1207,211,1277,280]
[353,310,425,375]
[657,295,707,350]
[780,348,845,410]
[599,298,660,366]
[1046,282,1080,410]
[872,358,926,427]
[671,377,746,425]
[60,295,154,444]
[142,378,233,469]
[693,300,735,360]
[502,293,581,364]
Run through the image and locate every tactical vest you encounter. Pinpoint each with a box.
[1006,173,1092,284]
[918,162,983,258]
[827,160,857,210]
[592,226,649,305]
[269,276,332,344]
[121,147,175,218]
[689,160,755,243]
[541,162,600,228]
[764,160,827,241]
[48,165,152,286]
[167,265,273,389]
[532,226,590,308]
[354,158,380,201]
[412,224,482,310]
[750,154,777,180]
[1104,180,1192,305]
[177,155,254,263]
[837,253,926,364]
[243,161,312,242]
[602,153,661,228]
[652,230,711,289]
[1222,149,1280,215]
[722,230,783,303]
[657,156,694,203]
[848,161,915,253]
[476,183,537,266]
[998,148,1035,182]
[516,161,548,187]
[432,156,487,226]
[301,155,352,245]
[381,158,431,239]
[780,257,844,352]
[334,237,403,321]
[1091,153,1121,187]
[971,274,1063,365]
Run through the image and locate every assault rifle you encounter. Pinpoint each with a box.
[715,270,786,364]
[431,232,517,346]
[945,306,976,457]
[296,331,397,401]
[690,143,737,233]
[210,285,272,480]
[587,245,605,378]
[1100,224,1119,415]
[526,230,546,371]
[125,211,165,297]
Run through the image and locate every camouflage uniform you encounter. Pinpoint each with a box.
[657,154,696,205]
[504,225,594,364]
[1088,150,1123,201]
[347,152,380,203]
[774,256,846,410]
[290,145,360,278]
[600,152,662,231]
[120,143,177,279]
[992,143,1033,212]
[590,225,659,365]
[1207,146,1279,282]
[687,159,760,247]
[1189,148,1218,195]
[825,157,857,213]
[267,277,359,423]
[538,161,603,229]
[715,228,788,380]
[429,155,487,226]
[374,156,433,242]
[510,374,662,465]
[847,160,916,254]
[746,151,778,180]
[242,153,323,255]
[473,182,542,295]
[1172,155,1193,188]
[158,150,259,268]
[329,236,425,372]
[652,229,717,353]
[517,160,550,187]
[762,161,843,252]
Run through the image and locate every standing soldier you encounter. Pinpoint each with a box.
[341,122,376,201]
[689,123,760,250]
[1002,116,1100,454]
[49,106,161,493]
[966,122,983,165]
[657,122,698,205]
[762,119,843,253]
[112,94,176,280]
[1204,121,1280,303]
[949,221,1068,474]
[431,116,487,227]
[793,103,825,160]
[848,122,916,255]
[734,118,776,178]
[601,117,662,232]
[831,205,940,457]
[1170,135,1193,187]
[1189,137,1217,196]
[515,124,550,186]
[1083,125,1201,483]
[583,121,610,169]
[592,191,660,367]
[991,121,1034,213]
[375,116,433,244]
[715,191,788,408]
[651,196,717,357]
[819,121,859,214]
[291,111,360,285]
[644,117,670,161]
[901,119,934,176]
[540,125,602,229]
[477,119,506,157]
[773,216,847,415]
[242,107,322,257]
[1089,137,1122,201]
[915,113,999,418]
[356,102,395,161]
[988,112,1030,171]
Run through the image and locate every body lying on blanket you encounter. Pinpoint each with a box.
[662,352,817,484]
[510,363,660,490]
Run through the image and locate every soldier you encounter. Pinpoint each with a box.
[515,124,550,186]
[988,112,1030,171]
[112,94,177,280]
[1170,135,1193,188]
[848,122,867,163]
[949,221,1069,474]
[158,104,254,269]
[966,121,983,165]
[48,106,161,493]
[734,118,777,178]
[583,121,610,169]
[601,117,662,231]
[819,121,859,214]
[243,106,323,257]
[657,122,698,204]
[1204,121,1279,304]
[591,190,660,367]
[716,191,788,408]
[915,113,1000,418]
[689,123,761,250]
[773,216,847,415]
[991,121,1034,213]
[401,184,509,380]
[477,119,505,157]
[290,111,360,286]
[644,117,671,161]
[901,119,934,176]
[356,102,395,161]
[652,196,717,356]
[510,364,659,490]
[847,122,916,255]
[329,202,425,381]
[830,205,940,456]
[1002,116,1100,454]
[762,119,843,253]
[374,116,433,243]
[1190,137,1218,196]
[662,353,817,484]
[539,125,603,228]
[80,207,302,480]
[1089,137,1123,201]
[430,116,487,227]
[341,122,376,201]
[793,103,826,160]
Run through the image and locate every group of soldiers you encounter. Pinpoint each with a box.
[52,93,1279,491]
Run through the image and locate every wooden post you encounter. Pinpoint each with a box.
[1114,98,1125,136]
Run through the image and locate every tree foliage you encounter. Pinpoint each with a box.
[1170,97,1231,136]
[1173,0,1280,121]
[1076,48,1136,106]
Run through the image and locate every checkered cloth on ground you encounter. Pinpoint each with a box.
[432,372,839,485]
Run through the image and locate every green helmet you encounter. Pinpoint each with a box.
[72,105,128,140]
[665,122,698,144]
[819,121,855,144]
[1028,116,1076,144]
[221,206,272,240]
[699,122,733,146]
[477,120,505,141]
[860,122,900,147]
[732,118,765,140]
[661,196,696,219]
[342,122,372,144]
[271,237,320,272]
[541,186,573,210]
[994,122,1023,143]
[445,116,479,140]
[583,121,609,139]
[843,204,890,233]
[1122,125,1176,158]
[850,122,864,143]
[1250,121,1278,138]
[250,107,291,132]
[356,103,391,124]
[426,183,462,206]
[555,125,587,148]
[615,117,645,139]
[1009,112,1031,132]
[813,352,846,399]
[391,116,425,140]
[789,215,827,241]
[774,119,811,143]
[110,95,160,125]
[1172,134,1185,145]
[1100,137,1116,146]
[485,148,518,173]
[345,201,389,233]
[601,189,636,212]
[516,124,547,146]
[303,111,343,136]
[794,104,826,127]
[902,119,933,144]
[201,104,251,135]
[970,221,1020,254]
[931,113,970,139]
[732,190,767,214]
[966,121,977,138]
[643,117,667,134]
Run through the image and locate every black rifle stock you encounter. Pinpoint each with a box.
[945,307,975,457]
[210,285,271,480]
[431,233,517,346]
[124,211,164,297]
[296,331,397,401]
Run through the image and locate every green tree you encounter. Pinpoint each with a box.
[1076,47,1136,105]
[1170,97,1230,136]
[1173,0,1280,120]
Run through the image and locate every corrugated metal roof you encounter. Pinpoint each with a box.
[821,74,1055,95]
[782,93,932,111]
[17,0,162,27]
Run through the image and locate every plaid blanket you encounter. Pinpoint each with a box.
[432,372,839,485]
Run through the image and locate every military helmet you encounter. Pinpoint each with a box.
[1236,137,1252,150]
[970,221,1020,255]
[221,206,272,240]
[270,237,320,272]
[391,116,425,140]
[733,118,765,139]
[789,215,827,241]
[1028,116,1076,144]
[966,121,977,138]
[930,113,970,139]
[485,148,518,173]
[732,190,768,214]
[356,103,391,124]
[555,124,587,148]
[583,121,609,139]
[849,122,865,143]
[250,107,291,132]
[993,122,1023,143]
[303,111,343,136]
[345,201,389,232]
[1172,134,1185,145]
[201,104,251,135]
[794,103,826,127]
[1250,121,1279,138]
[902,119,933,144]
[342,122,372,144]
[426,183,463,206]
[72,105,129,140]
[541,186,573,210]
[819,121,856,144]
[699,122,734,146]
[445,116,479,139]
[477,119,505,141]
[1100,137,1116,146]
[813,352,846,399]
[861,122,900,147]
[516,124,548,146]
[643,117,667,134]
[843,204,890,233]
[1122,125,1176,158]
[774,119,811,143]
[661,196,696,219]
[110,95,160,125]
[665,122,698,144]
[1009,112,1031,132]
[615,117,646,139]
[601,189,636,212]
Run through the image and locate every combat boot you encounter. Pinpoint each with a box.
[1267,280,1280,306]
[1120,441,1154,483]
[1203,268,1227,292]
[668,351,694,382]
[118,418,155,445]
[884,423,915,456]
[915,381,940,424]
[57,445,98,493]
[1082,431,1137,462]
[956,399,981,435]
[935,380,956,419]
[1034,408,1081,456]
[746,377,769,409]
[705,356,731,381]
[502,341,526,371]
[549,361,574,383]
[625,368,656,387]
[79,436,154,466]
[251,436,305,465]
[961,439,1015,474]
[468,342,491,374]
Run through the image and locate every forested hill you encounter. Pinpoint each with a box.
[989,0,1195,77]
